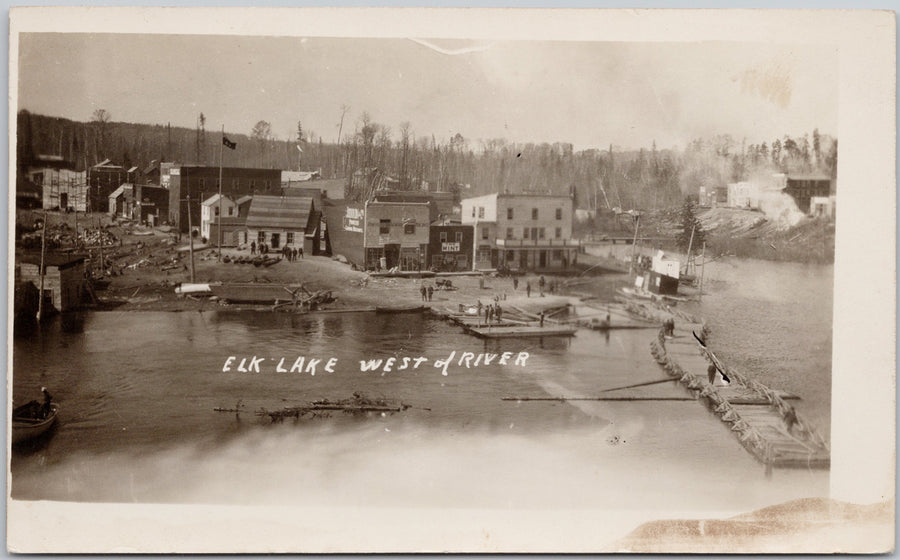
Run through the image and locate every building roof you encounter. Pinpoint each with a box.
[246,195,315,230]
[108,184,133,199]
[19,252,86,269]
[201,193,235,207]
[785,173,832,181]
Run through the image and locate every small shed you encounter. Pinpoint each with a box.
[17,253,86,313]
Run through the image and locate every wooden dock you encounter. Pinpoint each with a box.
[649,322,829,473]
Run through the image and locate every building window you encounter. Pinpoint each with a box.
[482,227,489,240]
[227,207,234,216]
[539,228,545,239]
[471,206,476,218]
[507,208,514,220]
[214,206,220,216]
[478,207,485,219]
[523,228,529,239]
[249,180,256,190]
[287,232,294,245]
[455,231,462,243]
[506,227,514,239]
[232,179,239,189]
[199,178,206,189]
[532,208,538,220]
[379,219,390,234]
[404,223,416,235]
[556,208,562,220]
[258,231,266,244]
[440,231,448,243]
[264,180,271,191]
[555,227,562,238]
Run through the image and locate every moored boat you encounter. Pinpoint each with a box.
[375,304,426,314]
[12,403,59,445]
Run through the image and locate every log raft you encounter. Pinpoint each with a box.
[648,317,829,473]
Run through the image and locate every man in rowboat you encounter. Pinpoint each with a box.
[40,387,53,419]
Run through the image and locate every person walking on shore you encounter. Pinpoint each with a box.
[526,281,531,298]
[513,277,519,291]
[250,241,256,255]
[299,246,304,259]
[539,275,545,296]
[427,285,434,302]
[539,311,545,328]
[420,285,427,301]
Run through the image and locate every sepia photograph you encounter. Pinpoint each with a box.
[6,7,895,553]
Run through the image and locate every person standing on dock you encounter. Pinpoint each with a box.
[526,281,531,298]
[487,304,494,324]
[539,311,545,328]
[513,277,519,291]
[427,285,434,302]
[420,285,427,301]
[496,304,503,323]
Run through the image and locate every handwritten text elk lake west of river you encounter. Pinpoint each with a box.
[222,351,532,376]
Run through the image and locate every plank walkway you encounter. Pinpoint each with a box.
[633,300,830,473]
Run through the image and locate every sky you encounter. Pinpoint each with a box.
[16,33,837,151]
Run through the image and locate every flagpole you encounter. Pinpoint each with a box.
[217,124,224,262]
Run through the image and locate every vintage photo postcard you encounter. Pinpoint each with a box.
[6,7,895,553]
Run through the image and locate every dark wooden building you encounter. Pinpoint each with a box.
[783,174,833,214]
[167,165,282,233]
[428,221,473,272]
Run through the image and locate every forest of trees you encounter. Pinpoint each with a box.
[17,109,838,210]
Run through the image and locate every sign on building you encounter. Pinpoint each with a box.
[441,242,461,252]
[343,207,363,233]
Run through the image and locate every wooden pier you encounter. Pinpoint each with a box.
[648,318,829,473]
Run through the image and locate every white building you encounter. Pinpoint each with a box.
[200,194,237,241]
[460,192,577,271]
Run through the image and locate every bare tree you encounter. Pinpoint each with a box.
[399,122,412,189]
[251,120,272,167]
[91,109,111,160]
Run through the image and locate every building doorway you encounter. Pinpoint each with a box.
[539,250,547,268]
[271,232,280,249]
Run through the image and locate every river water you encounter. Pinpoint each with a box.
[10,258,832,518]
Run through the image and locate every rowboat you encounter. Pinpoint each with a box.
[375,304,426,314]
[12,403,59,445]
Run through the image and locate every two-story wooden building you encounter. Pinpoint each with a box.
[363,199,432,271]
[428,219,474,272]
[461,192,577,271]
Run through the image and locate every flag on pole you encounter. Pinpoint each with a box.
[222,136,237,150]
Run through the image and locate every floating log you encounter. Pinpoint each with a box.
[502,395,695,402]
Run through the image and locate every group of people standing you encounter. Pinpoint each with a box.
[281,245,303,262]
[476,297,504,325]
[419,284,434,302]
[512,275,558,298]
[250,241,268,255]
